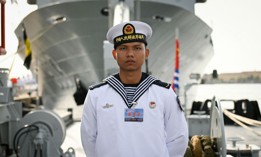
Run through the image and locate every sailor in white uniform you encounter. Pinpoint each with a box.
[81,21,188,157]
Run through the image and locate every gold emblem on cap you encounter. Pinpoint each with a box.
[124,24,134,35]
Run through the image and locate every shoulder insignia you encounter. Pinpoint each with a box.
[89,81,107,90]
[153,80,171,89]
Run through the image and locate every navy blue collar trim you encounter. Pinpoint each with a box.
[105,73,157,108]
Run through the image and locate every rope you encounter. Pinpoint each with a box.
[223,109,261,126]
[230,112,261,127]
[8,53,19,78]
[223,109,261,137]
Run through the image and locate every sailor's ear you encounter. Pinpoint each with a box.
[112,49,117,60]
[145,48,150,59]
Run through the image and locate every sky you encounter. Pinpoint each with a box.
[195,0,261,74]
[0,0,261,78]
[0,0,36,78]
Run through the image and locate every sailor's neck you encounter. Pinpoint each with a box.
[119,72,142,85]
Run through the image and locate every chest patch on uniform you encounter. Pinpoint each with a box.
[124,108,144,122]
[102,103,114,109]
[149,101,156,109]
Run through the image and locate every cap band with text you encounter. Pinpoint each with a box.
[106,21,152,49]
[113,24,147,48]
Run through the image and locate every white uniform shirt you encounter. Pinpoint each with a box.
[81,74,188,157]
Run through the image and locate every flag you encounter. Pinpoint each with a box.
[23,27,32,69]
[172,29,180,94]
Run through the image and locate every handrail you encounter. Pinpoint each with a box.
[0,0,6,55]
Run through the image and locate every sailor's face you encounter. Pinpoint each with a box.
[112,42,149,72]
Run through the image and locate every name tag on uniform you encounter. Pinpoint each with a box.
[125,108,143,122]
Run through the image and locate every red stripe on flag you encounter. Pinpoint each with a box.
[175,38,179,71]
[172,37,180,92]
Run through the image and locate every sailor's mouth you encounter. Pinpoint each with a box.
[126,60,135,63]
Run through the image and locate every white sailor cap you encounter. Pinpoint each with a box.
[106,21,153,49]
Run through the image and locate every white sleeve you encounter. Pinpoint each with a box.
[164,88,188,157]
[80,90,97,157]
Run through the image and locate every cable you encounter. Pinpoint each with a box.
[13,124,38,149]
[0,52,17,64]
[32,121,53,136]
[8,53,18,78]
[14,128,38,157]
[34,149,37,157]
[40,148,43,157]
[13,124,39,157]
[0,79,3,87]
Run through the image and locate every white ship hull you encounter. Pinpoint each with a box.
[15,0,214,112]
